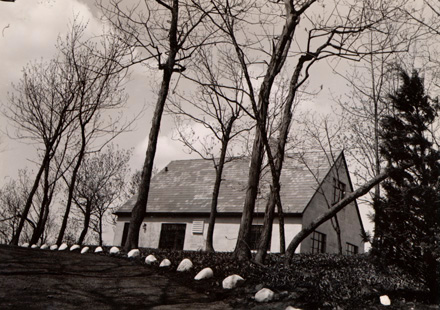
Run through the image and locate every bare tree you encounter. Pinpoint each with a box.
[200,0,411,260]
[54,21,130,246]
[99,0,218,251]
[167,45,251,252]
[72,144,131,246]
[0,173,28,243]
[5,56,79,245]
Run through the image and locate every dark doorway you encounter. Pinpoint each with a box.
[121,222,130,247]
[249,225,270,251]
[159,223,186,250]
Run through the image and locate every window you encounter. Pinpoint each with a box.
[159,223,186,250]
[346,243,358,255]
[311,231,326,253]
[332,178,346,204]
[121,222,130,247]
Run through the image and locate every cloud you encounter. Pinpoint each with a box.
[0,0,104,184]
[133,129,201,173]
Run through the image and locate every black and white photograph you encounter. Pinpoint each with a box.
[0,0,439,309]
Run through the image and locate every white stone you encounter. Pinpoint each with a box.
[159,259,171,267]
[285,307,302,310]
[222,274,244,289]
[194,267,214,280]
[109,246,120,254]
[58,243,68,251]
[21,243,30,248]
[80,247,89,254]
[70,245,80,251]
[31,244,39,249]
[94,246,103,253]
[40,244,49,250]
[177,258,193,272]
[50,244,58,251]
[145,255,157,264]
[380,295,391,306]
[127,249,140,258]
[255,288,275,303]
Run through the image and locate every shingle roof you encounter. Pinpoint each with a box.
[116,151,336,215]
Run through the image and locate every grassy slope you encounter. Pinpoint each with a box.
[0,244,436,309]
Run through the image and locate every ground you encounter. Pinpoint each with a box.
[0,245,232,310]
[0,245,438,309]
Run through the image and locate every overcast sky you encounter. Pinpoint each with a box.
[0,0,376,244]
[0,0,204,186]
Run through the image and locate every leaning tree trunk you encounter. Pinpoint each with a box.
[232,4,306,261]
[284,167,397,264]
[124,68,174,251]
[10,151,50,245]
[233,130,265,260]
[124,0,181,252]
[30,163,54,245]
[255,54,311,264]
[77,203,91,245]
[57,122,87,246]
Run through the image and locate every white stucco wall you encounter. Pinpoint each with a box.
[113,214,303,253]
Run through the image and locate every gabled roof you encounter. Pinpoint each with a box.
[116,151,338,215]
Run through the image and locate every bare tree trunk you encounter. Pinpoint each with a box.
[77,203,91,245]
[233,2,314,260]
[124,69,174,251]
[255,189,277,263]
[57,127,87,246]
[205,134,231,252]
[99,215,103,246]
[123,0,184,252]
[284,166,398,264]
[10,152,50,245]
[255,55,311,264]
[233,131,265,260]
[277,202,285,254]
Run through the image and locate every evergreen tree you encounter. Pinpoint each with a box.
[373,69,439,303]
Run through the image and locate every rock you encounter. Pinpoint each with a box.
[50,244,58,251]
[127,249,140,258]
[80,247,89,254]
[285,306,303,310]
[21,243,30,248]
[70,245,80,251]
[109,247,120,254]
[194,267,214,280]
[255,288,275,303]
[222,274,244,289]
[40,244,49,250]
[177,258,193,272]
[31,244,39,249]
[58,243,68,251]
[94,246,103,253]
[145,254,157,264]
[380,295,391,306]
[159,259,171,267]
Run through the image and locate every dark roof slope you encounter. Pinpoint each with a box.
[116,151,335,215]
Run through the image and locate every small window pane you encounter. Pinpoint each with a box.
[346,243,358,255]
[311,231,326,253]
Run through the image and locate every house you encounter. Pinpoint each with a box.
[113,151,365,254]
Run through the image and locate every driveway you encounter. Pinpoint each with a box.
[0,245,232,310]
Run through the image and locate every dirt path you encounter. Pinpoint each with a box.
[0,245,233,310]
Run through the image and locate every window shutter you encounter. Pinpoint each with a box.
[192,221,204,234]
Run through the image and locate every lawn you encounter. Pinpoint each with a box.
[0,244,436,309]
